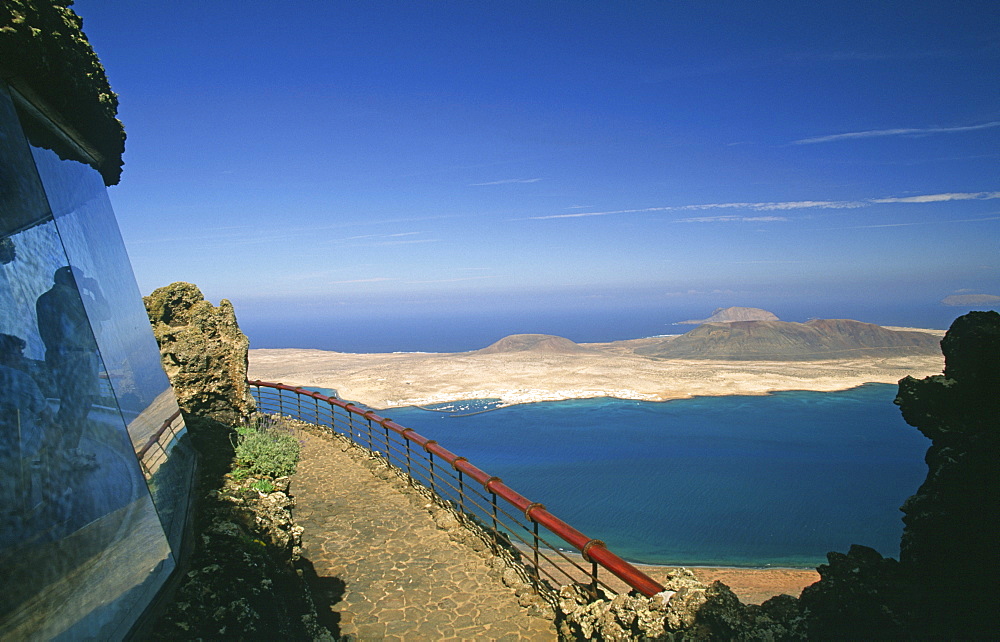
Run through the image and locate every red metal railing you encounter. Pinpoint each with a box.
[249,380,665,599]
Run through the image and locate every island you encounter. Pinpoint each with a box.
[248,317,945,410]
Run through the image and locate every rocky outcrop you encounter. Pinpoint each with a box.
[556,569,806,640]
[476,333,595,355]
[0,1,125,184]
[678,306,779,325]
[640,318,941,360]
[144,282,255,425]
[796,544,911,639]
[893,310,1000,637]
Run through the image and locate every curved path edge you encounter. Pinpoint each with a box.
[290,425,558,641]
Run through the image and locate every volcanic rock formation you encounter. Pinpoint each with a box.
[893,310,1000,637]
[678,306,779,325]
[144,281,255,425]
[476,333,595,355]
[639,318,941,360]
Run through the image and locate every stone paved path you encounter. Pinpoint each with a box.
[291,428,558,641]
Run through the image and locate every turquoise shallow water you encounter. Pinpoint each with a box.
[328,384,930,568]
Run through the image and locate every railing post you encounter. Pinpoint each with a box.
[491,492,498,533]
[383,422,391,466]
[428,451,436,495]
[458,469,465,517]
[365,416,374,451]
[405,438,412,480]
[533,520,540,575]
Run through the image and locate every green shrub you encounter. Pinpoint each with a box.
[231,416,300,479]
[250,478,276,494]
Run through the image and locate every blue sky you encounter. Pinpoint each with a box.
[74,1,999,345]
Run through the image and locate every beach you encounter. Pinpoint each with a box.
[248,333,945,410]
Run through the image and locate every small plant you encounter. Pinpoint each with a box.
[231,415,300,479]
[249,479,276,494]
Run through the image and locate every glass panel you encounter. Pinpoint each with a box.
[0,82,50,239]
[27,116,197,553]
[0,81,191,638]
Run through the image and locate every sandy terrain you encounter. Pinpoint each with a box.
[248,332,944,410]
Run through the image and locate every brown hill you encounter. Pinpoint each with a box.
[476,333,594,355]
[637,319,942,360]
[678,306,779,325]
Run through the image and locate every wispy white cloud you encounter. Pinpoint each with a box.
[405,275,499,284]
[941,293,1000,306]
[523,192,1000,222]
[327,277,395,285]
[871,191,1000,204]
[744,200,865,211]
[524,199,862,220]
[343,231,424,241]
[367,238,439,247]
[335,231,440,247]
[793,121,1000,145]
[469,178,543,186]
[675,215,790,223]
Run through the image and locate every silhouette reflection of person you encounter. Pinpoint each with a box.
[35,266,107,464]
[0,333,52,544]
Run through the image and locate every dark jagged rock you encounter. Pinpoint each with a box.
[0,1,125,184]
[894,310,1000,637]
[797,545,911,639]
[144,282,256,425]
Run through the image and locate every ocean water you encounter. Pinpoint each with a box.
[349,384,929,568]
[239,299,973,354]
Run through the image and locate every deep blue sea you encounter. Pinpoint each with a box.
[239,300,975,354]
[263,303,953,567]
[316,384,929,568]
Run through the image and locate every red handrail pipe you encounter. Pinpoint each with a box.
[248,379,666,597]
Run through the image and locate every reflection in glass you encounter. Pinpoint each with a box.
[36,265,106,458]
[0,80,195,637]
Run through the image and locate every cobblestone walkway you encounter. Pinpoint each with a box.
[291,428,557,641]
